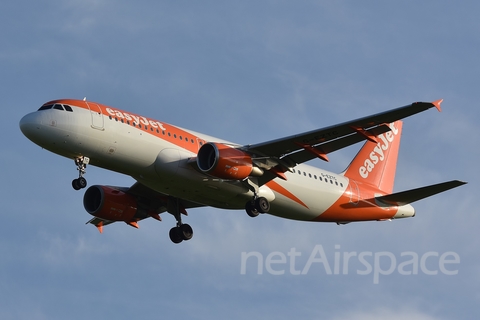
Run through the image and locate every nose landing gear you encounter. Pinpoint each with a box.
[72,156,89,190]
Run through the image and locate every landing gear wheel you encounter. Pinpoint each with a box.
[255,197,270,213]
[245,197,270,217]
[180,224,193,241]
[72,179,81,191]
[72,177,87,190]
[169,224,194,244]
[245,201,260,217]
[77,177,87,189]
[169,227,183,244]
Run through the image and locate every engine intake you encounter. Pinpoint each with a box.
[197,142,253,180]
[83,185,138,222]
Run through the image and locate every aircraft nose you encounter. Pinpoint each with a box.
[19,112,44,141]
[20,111,46,144]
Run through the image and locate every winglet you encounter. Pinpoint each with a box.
[432,99,443,112]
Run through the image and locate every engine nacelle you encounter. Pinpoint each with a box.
[83,185,138,222]
[197,142,253,180]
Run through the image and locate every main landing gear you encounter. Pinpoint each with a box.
[243,179,271,218]
[72,156,89,190]
[167,197,193,244]
[245,196,270,217]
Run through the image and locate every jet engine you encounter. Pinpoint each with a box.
[83,185,139,222]
[196,142,255,180]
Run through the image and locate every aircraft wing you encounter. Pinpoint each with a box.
[86,182,205,232]
[242,100,442,177]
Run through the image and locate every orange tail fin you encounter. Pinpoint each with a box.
[343,121,403,193]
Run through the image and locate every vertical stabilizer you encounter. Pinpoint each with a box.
[343,121,403,193]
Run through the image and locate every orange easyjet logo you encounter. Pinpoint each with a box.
[358,123,399,179]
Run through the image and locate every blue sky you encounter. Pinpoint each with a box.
[2,1,478,319]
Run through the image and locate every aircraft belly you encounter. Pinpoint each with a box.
[136,173,251,209]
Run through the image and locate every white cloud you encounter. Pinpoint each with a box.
[331,308,440,320]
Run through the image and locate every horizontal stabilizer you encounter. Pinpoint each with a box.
[375,180,467,206]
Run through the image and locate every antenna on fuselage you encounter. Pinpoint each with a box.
[83,97,87,101]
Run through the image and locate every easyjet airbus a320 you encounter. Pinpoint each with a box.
[20,98,466,243]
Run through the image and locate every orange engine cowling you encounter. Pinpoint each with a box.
[197,142,253,180]
[83,185,138,222]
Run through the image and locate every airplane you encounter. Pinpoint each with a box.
[19,98,466,243]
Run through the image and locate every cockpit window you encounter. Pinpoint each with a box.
[38,104,53,111]
[38,103,74,112]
